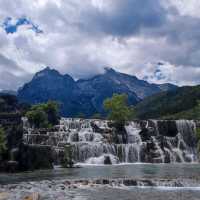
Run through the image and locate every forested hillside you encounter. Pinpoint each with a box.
[135,85,200,119]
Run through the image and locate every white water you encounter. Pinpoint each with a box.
[23,118,198,165]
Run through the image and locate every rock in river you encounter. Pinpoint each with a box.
[0,192,9,200]
[23,192,40,200]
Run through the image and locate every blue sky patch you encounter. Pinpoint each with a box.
[2,17,43,34]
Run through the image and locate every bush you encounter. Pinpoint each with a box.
[26,109,49,128]
[0,127,7,155]
[26,101,59,128]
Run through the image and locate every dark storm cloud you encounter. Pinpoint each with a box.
[0,71,32,90]
[81,0,167,37]
[0,54,24,73]
[144,13,200,68]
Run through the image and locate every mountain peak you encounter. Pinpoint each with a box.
[43,66,51,71]
[18,66,178,117]
[104,67,116,73]
[33,67,60,80]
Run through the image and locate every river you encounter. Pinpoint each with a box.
[0,164,200,200]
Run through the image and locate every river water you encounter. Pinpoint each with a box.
[0,164,200,200]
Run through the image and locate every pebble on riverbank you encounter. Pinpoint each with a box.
[0,192,9,200]
[23,192,40,200]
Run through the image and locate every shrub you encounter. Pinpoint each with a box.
[26,101,59,128]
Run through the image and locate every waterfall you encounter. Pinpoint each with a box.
[176,120,197,162]
[124,122,142,162]
[22,118,199,165]
[152,136,165,163]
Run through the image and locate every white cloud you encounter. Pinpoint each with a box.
[0,0,200,90]
[168,0,200,17]
[142,61,200,86]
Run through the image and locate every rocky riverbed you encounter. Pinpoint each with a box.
[1,164,200,200]
[1,178,200,200]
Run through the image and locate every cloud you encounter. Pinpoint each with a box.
[0,0,200,90]
[0,53,24,74]
[79,0,167,37]
[142,61,200,86]
[0,71,31,91]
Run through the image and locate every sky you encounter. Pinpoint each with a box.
[0,0,200,90]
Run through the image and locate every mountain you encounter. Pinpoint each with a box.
[18,67,177,117]
[0,90,17,96]
[158,83,178,92]
[18,67,96,117]
[18,67,77,104]
[135,85,200,119]
[77,67,162,113]
[78,67,162,98]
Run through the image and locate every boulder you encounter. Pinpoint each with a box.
[6,161,19,172]
[157,120,178,137]
[18,144,53,171]
[104,155,112,165]
[61,145,74,168]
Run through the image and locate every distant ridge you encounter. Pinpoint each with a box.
[0,90,17,96]
[135,85,200,119]
[18,67,177,117]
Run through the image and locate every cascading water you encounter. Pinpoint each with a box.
[22,118,199,165]
[176,120,197,162]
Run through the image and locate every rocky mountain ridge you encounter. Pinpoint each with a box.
[18,67,177,117]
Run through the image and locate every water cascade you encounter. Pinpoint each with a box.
[23,118,198,165]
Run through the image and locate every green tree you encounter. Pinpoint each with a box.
[0,127,7,155]
[26,107,49,128]
[43,101,60,125]
[104,94,135,126]
[26,101,60,128]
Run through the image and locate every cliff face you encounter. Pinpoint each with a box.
[0,94,53,172]
[23,118,198,165]
[0,94,22,172]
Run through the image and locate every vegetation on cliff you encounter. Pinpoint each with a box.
[163,101,200,120]
[26,101,60,128]
[0,94,29,114]
[0,127,6,156]
[0,94,24,172]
